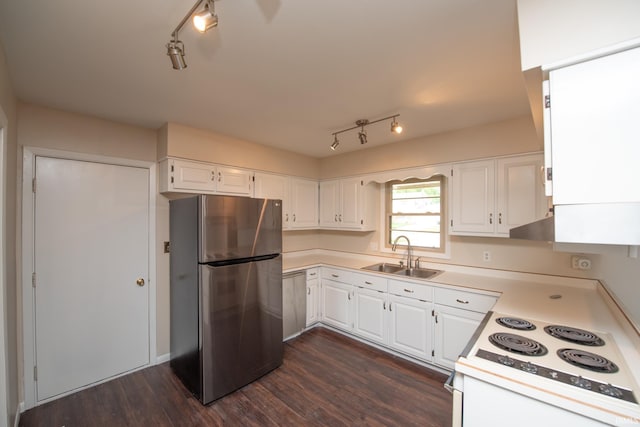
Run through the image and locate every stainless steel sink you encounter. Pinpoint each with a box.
[362,263,442,280]
[393,268,442,279]
[361,263,405,274]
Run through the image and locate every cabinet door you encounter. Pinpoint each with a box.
[450,160,495,233]
[321,280,352,331]
[549,47,640,205]
[339,178,362,229]
[306,278,318,326]
[433,304,484,370]
[353,287,387,345]
[388,295,431,361]
[171,159,217,193]
[319,180,340,228]
[253,173,290,226]
[216,166,252,195]
[290,178,319,229]
[496,155,547,235]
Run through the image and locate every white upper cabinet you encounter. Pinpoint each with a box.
[254,173,318,230]
[159,158,252,196]
[289,178,319,229]
[450,154,546,237]
[319,178,378,231]
[544,46,640,245]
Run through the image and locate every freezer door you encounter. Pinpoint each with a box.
[200,255,283,404]
[200,195,282,263]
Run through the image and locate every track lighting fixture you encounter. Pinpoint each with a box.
[329,114,401,150]
[166,0,218,70]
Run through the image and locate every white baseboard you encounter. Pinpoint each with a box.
[156,353,170,364]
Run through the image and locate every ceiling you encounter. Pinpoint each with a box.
[0,0,531,158]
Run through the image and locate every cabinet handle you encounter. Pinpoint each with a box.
[335,214,338,222]
[456,299,469,304]
[389,302,392,311]
[383,301,386,310]
[498,213,502,225]
[332,274,339,278]
[218,171,222,182]
[489,213,493,224]
[339,214,342,222]
[309,272,316,276]
[365,281,373,285]
[403,288,414,293]
[348,292,351,300]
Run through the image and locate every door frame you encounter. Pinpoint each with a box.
[0,106,8,425]
[21,146,157,409]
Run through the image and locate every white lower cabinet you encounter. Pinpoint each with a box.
[321,279,354,331]
[353,287,388,345]
[306,268,319,327]
[317,266,496,371]
[388,294,432,361]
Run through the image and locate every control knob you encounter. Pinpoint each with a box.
[498,355,515,367]
[520,362,538,374]
[570,376,592,390]
[599,384,623,398]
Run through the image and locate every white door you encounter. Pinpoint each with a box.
[321,280,352,331]
[353,287,387,344]
[34,156,150,402]
[433,304,483,370]
[388,295,431,361]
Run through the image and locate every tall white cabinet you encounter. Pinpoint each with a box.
[449,154,547,237]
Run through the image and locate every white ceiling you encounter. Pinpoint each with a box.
[0,0,531,158]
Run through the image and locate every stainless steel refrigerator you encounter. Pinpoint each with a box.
[169,194,283,404]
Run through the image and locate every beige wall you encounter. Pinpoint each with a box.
[160,122,321,179]
[0,40,19,427]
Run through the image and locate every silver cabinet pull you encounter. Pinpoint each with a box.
[309,272,316,276]
[331,274,339,278]
[389,302,392,311]
[365,281,373,285]
[383,301,386,310]
[456,299,469,304]
[403,288,414,293]
[348,293,350,300]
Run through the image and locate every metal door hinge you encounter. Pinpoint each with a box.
[450,219,453,227]
[34,366,38,381]
[450,169,453,177]
[32,272,36,288]
[546,167,553,181]
[431,309,434,317]
[170,165,174,172]
[544,94,551,109]
[170,176,174,184]
[431,350,435,357]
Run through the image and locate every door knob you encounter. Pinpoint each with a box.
[136,278,145,287]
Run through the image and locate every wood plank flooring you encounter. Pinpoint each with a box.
[20,328,452,426]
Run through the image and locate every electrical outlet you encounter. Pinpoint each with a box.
[571,255,591,270]
[483,251,491,262]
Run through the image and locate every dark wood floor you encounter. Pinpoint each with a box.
[20,328,452,426]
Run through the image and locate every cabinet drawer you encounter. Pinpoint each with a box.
[321,267,352,283]
[351,273,387,292]
[434,288,496,313]
[388,279,433,302]
[306,268,319,281]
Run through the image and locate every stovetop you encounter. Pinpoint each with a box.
[469,312,638,404]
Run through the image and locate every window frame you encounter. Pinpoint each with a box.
[384,176,445,253]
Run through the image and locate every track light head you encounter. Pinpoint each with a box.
[391,117,403,134]
[330,136,339,151]
[194,1,218,33]
[358,129,367,144]
[167,40,187,70]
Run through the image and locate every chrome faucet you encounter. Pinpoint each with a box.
[392,235,412,268]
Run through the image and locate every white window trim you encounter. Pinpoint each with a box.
[377,180,451,260]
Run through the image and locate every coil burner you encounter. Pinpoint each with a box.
[557,348,619,373]
[488,333,548,356]
[495,317,536,331]
[544,325,605,346]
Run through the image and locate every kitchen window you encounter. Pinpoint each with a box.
[386,176,444,251]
